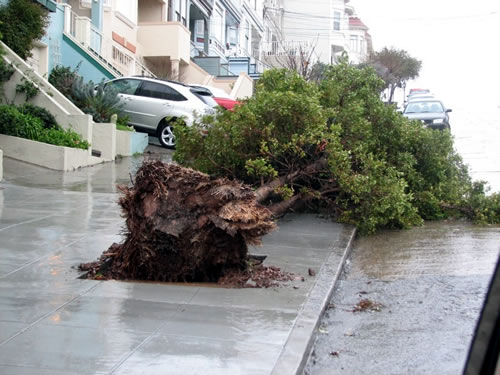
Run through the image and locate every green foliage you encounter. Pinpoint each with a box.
[0,36,16,96]
[459,182,500,224]
[18,103,59,129]
[175,69,327,183]
[16,77,39,101]
[72,78,123,123]
[0,104,89,149]
[174,65,499,234]
[48,64,80,98]
[0,58,15,83]
[116,115,134,131]
[0,0,49,60]
[49,66,122,123]
[70,77,122,123]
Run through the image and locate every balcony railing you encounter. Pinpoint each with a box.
[261,41,313,57]
[64,6,155,78]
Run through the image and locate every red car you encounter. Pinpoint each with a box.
[189,85,240,111]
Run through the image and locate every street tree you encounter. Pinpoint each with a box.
[366,47,421,103]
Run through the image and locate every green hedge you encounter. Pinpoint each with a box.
[0,105,90,149]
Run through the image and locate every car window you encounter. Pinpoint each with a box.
[190,88,218,108]
[430,103,443,112]
[108,79,141,95]
[405,102,443,113]
[138,81,187,101]
[404,103,421,113]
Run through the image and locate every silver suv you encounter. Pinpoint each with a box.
[106,77,216,148]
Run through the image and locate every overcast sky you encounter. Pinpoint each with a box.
[353,0,500,108]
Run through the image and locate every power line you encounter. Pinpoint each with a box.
[265,6,498,22]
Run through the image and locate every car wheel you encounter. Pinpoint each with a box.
[158,121,176,149]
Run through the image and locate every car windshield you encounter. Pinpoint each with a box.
[404,101,444,113]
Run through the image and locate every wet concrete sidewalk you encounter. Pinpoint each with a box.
[0,154,355,375]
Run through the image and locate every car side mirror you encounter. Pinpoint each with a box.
[446,109,452,113]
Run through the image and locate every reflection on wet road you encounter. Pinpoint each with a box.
[1,145,173,194]
[305,221,499,375]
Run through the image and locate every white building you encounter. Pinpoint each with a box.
[261,0,372,67]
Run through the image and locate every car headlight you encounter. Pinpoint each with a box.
[433,119,444,124]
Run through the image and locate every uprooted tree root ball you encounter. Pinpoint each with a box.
[79,161,289,285]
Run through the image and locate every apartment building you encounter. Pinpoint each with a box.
[5,0,266,98]
[262,0,371,66]
[4,0,371,97]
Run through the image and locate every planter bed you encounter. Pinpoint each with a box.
[0,134,103,171]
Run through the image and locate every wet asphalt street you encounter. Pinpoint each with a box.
[304,221,499,375]
[305,107,500,374]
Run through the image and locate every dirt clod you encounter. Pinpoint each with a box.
[352,298,383,312]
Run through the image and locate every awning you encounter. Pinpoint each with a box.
[35,0,57,12]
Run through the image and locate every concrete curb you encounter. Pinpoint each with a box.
[271,225,357,375]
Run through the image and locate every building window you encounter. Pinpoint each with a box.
[211,4,224,43]
[227,27,238,46]
[173,0,188,25]
[174,0,181,22]
[333,11,341,31]
[244,20,250,54]
[182,0,188,26]
[350,35,358,52]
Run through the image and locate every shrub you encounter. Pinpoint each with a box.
[48,64,80,99]
[116,115,134,131]
[70,78,123,123]
[49,65,123,124]
[18,103,59,129]
[0,105,89,149]
[0,0,49,60]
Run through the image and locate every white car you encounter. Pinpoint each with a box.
[106,77,217,148]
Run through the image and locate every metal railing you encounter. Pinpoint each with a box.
[64,7,155,78]
[261,40,313,56]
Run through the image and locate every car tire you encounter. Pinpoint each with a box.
[157,120,176,149]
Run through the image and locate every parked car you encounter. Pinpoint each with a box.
[104,77,216,148]
[408,88,431,97]
[189,84,240,111]
[402,99,452,130]
[407,93,435,102]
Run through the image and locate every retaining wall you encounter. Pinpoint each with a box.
[116,130,149,157]
[0,134,105,171]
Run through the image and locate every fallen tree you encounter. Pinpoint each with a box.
[82,63,499,283]
[175,64,500,234]
[81,162,276,282]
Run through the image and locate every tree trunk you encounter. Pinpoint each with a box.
[255,157,329,203]
[388,84,397,103]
